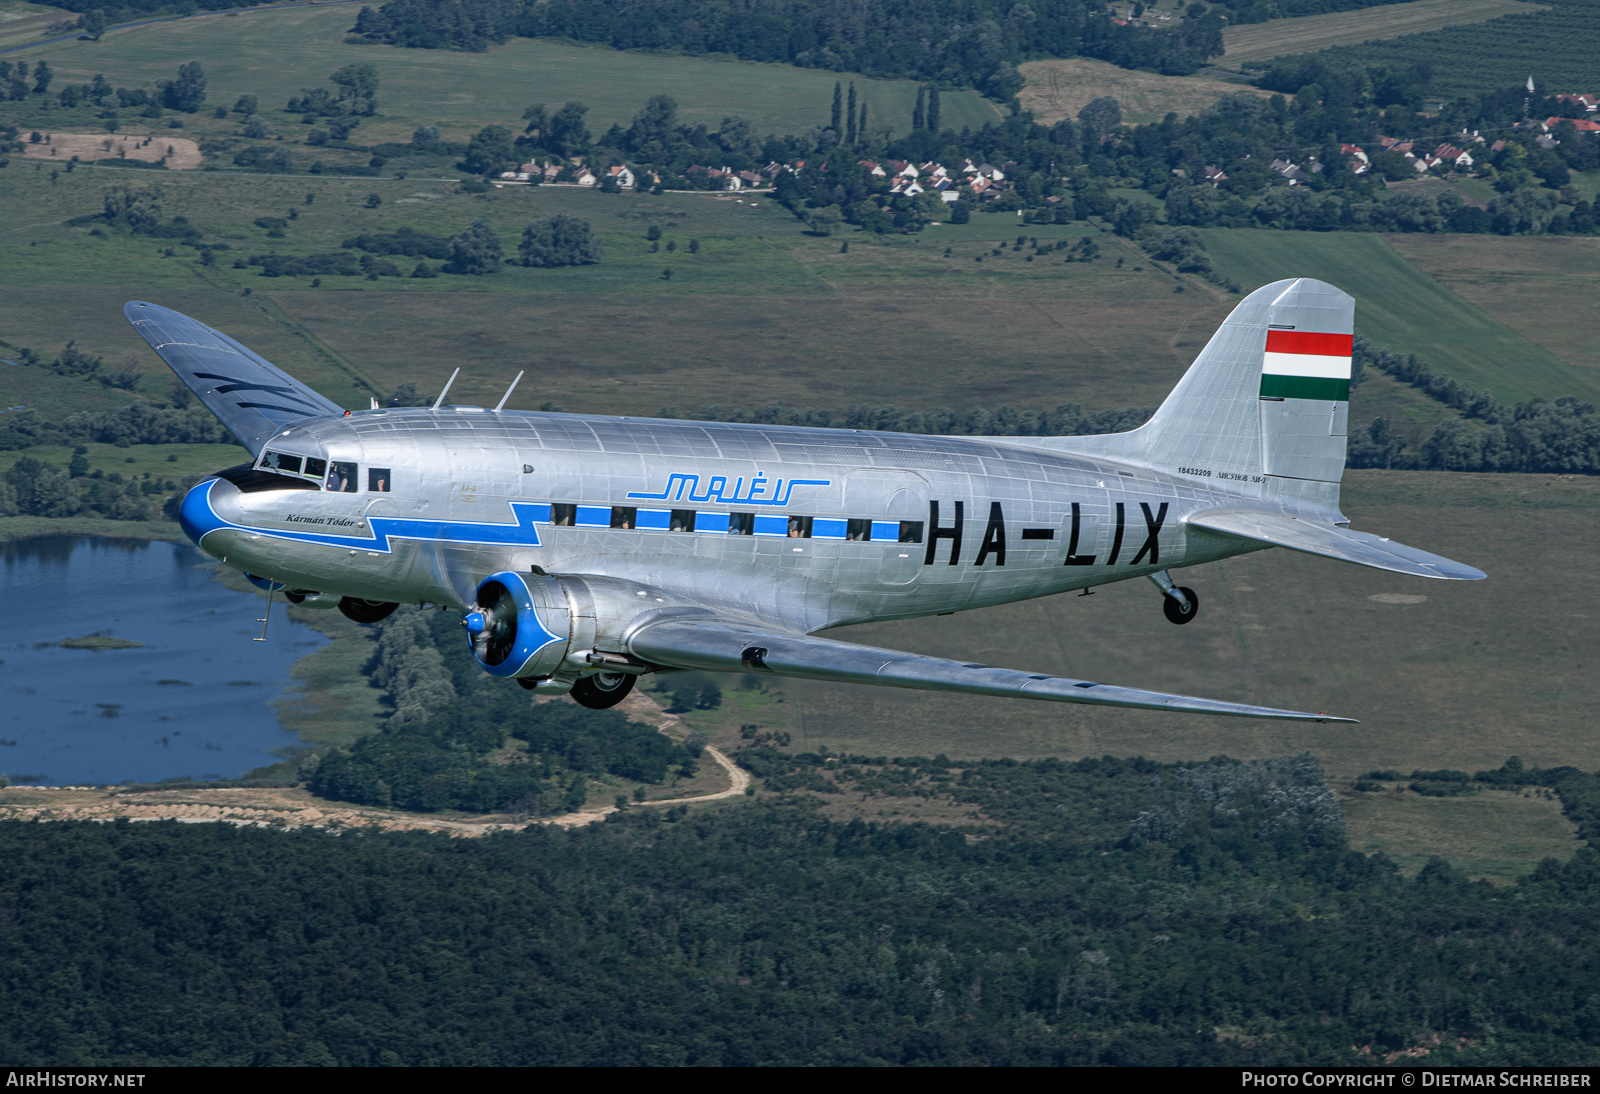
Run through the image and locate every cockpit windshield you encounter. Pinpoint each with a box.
[258,450,327,482]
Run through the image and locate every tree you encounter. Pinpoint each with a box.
[242,114,273,139]
[4,457,81,517]
[330,63,379,115]
[447,219,503,274]
[80,10,106,40]
[103,184,164,232]
[32,61,51,96]
[233,93,257,115]
[462,125,514,175]
[913,86,926,130]
[807,205,843,235]
[160,61,206,113]
[831,81,842,134]
[365,192,382,208]
[846,82,857,143]
[927,87,941,133]
[628,95,677,150]
[548,102,590,157]
[519,215,602,268]
[411,125,441,149]
[521,103,547,137]
[715,115,759,159]
[1078,95,1122,142]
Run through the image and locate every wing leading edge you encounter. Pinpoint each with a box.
[627,616,1356,722]
[1185,508,1486,581]
[124,301,345,452]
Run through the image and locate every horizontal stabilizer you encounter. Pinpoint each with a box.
[1185,508,1485,581]
[124,301,345,452]
[627,616,1355,723]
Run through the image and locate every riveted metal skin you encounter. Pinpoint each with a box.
[132,283,1484,724]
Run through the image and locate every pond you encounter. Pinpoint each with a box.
[0,536,327,786]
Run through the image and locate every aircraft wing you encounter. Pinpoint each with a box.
[1185,508,1485,581]
[626,615,1355,722]
[124,301,345,452]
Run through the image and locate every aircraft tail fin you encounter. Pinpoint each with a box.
[1016,278,1355,509]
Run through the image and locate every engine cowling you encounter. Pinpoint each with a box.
[463,571,571,679]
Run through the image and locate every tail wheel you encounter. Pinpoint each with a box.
[571,672,635,709]
[338,597,399,624]
[1162,587,1199,625]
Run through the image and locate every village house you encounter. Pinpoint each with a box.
[572,166,597,187]
[1556,93,1599,113]
[1203,165,1228,187]
[1340,144,1370,174]
[1544,116,1600,134]
[859,160,887,177]
[606,164,635,188]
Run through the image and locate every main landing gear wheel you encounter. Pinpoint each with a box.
[1162,587,1199,625]
[570,672,635,709]
[337,597,399,624]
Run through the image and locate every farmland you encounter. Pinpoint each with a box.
[1384,233,1600,376]
[1016,57,1268,127]
[1219,0,1546,65]
[0,167,1249,417]
[28,4,998,145]
[1278,0,1600,99]
[0,0,71,51]
[1199,228,1600,405]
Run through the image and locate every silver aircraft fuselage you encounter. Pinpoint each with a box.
[186,407,1260,629]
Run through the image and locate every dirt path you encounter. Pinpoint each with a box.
[0,746,750,836]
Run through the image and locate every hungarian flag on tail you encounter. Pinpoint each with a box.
[1260,330,1353,402]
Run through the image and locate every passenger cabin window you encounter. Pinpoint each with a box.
[899,520,925,543]
[846,518,872,541]
[368,468,391,493]
[610,506,636,530]
[326,461,358,493]
[729,513,755,536]
[670,509,696,533]
[259,451,303,475]
[551,504,576,527]
[787,516,813,538]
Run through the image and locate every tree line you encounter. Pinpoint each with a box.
[3,747,1600,1063]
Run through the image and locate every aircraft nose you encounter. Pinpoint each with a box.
[177,476,230,547]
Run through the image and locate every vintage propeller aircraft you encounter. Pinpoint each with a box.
[126,278,1481,721]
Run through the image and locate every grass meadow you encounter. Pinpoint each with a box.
[1016,57,1269,127]
[27,4,999,145]
[1219,0,1547,65]
[1385,233,1600,378]
[1200,228,1600,406]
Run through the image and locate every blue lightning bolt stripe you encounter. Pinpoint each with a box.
[180,479,546,553]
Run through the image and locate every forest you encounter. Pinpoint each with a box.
[3,752,1600,1064]
[305,609,700,814]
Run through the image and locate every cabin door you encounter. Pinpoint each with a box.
[843,469,928,586]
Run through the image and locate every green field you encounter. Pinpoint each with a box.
[776,470,1600,781]
[1219,0,1547,64]
[0,167,1256,417]
[1200,228,1600,405]
[1337,782,1578,883]
[26,4,998,145]
[1386,233,1600,377]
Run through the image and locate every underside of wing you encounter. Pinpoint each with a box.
[1185,507,1485,581]
[124,301,345,452]
[626,615,1355,723]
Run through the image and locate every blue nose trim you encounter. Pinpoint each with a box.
[464,611,486,635]
[178,478,226,546]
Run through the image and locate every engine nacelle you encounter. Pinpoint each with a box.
[463,571,572,679]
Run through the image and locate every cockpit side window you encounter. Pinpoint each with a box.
[259,451,303,475]
[326,461,358,493]
[368,468,391,493]
[305,457,327,479]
